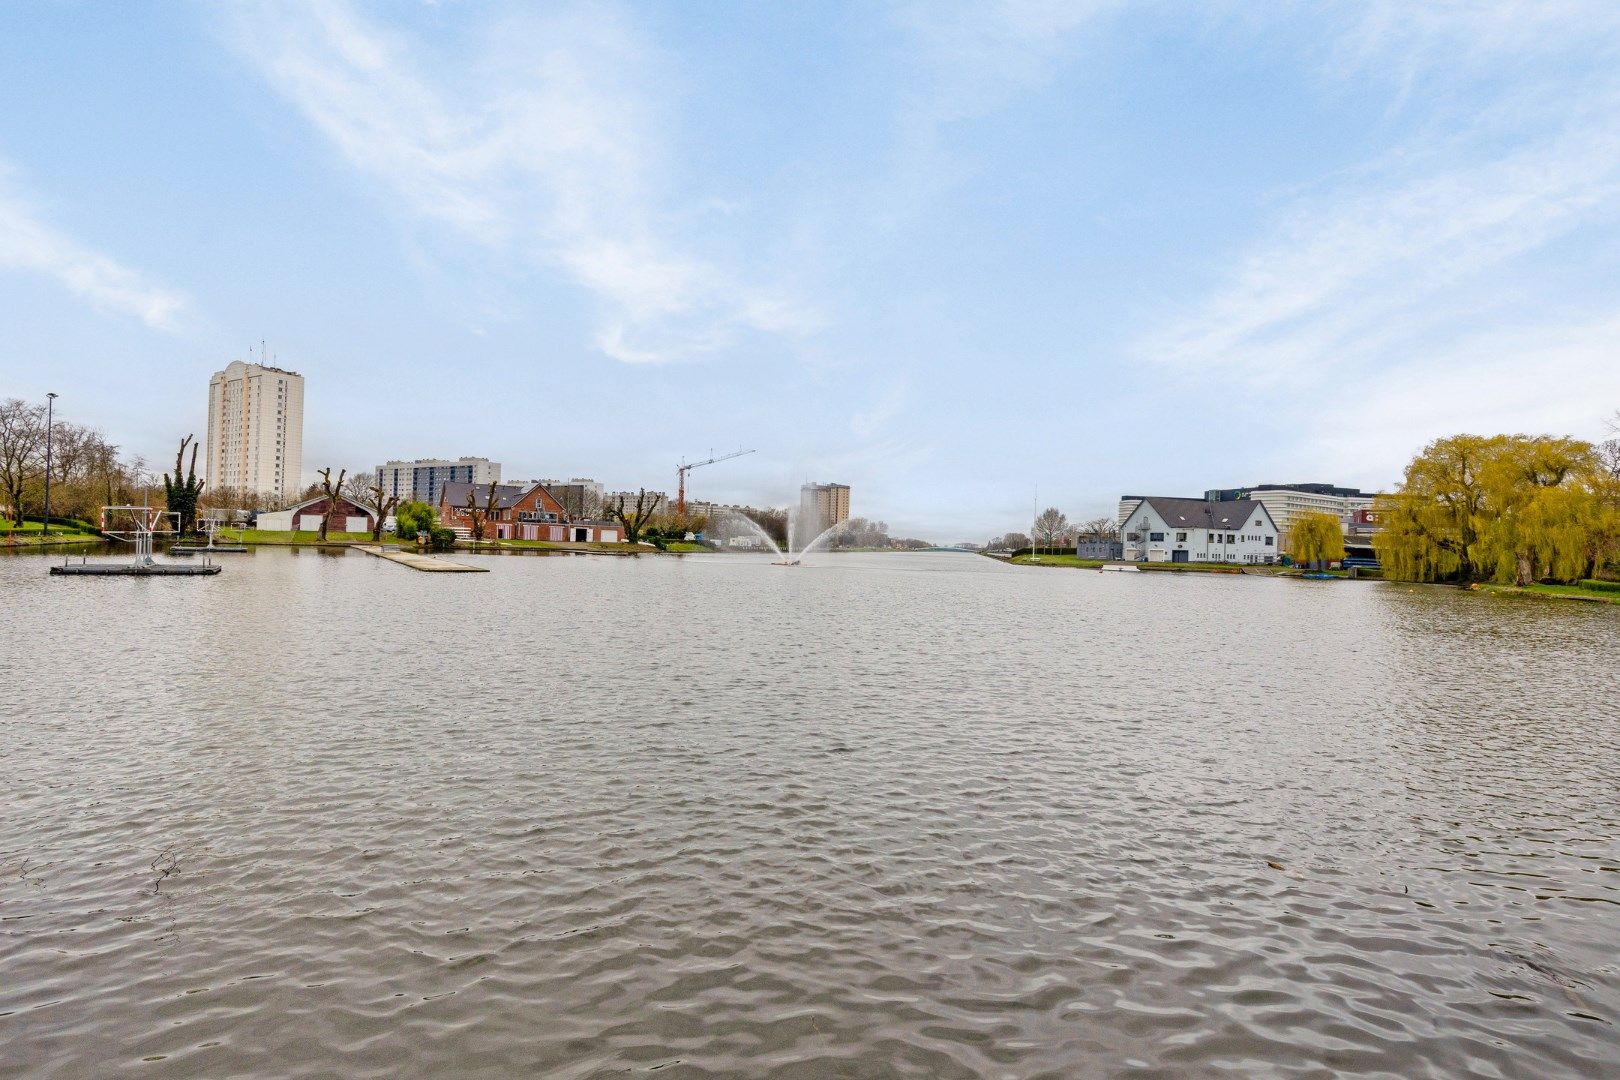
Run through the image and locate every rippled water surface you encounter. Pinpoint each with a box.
[3,549,1618,1078]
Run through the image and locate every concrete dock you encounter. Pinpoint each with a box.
[356,546,487,573]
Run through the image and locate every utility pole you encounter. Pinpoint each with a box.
[43,393,57,537]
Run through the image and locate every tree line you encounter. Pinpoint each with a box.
[990,510,1118,553]
[0,397,146,528]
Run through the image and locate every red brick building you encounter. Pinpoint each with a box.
[438,481,621,543]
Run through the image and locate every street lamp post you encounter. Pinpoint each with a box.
[43,393,58,538]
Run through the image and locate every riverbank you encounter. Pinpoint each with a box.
[3,523,102,548]
[1002,552,1289,575]
[1482,581,1620,605]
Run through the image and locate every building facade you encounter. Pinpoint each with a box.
[1205,483,1376,548]
[254,494,376,534]
[205,360,304,501]
[377,457,500,507]
[438,481,621,543]
[1121,497,1279,564]
[798,482,851,536]
[537,478,604,519]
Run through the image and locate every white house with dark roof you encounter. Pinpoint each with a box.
[1121,497,1279,564]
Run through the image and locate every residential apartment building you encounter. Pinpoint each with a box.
[376,457,500,506]
[1121,497,1279,564]
[205,359,304,501]
[1205,482,1376,547]
[603,490,669,517]
[537,478,604,519]
[798,482,851,536]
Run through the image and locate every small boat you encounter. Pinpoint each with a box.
[1098,563,1141,572]
[1300,571,1336,580]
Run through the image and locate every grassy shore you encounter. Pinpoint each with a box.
[1007,553,1283,574]
[3,522,102,547]
[222,529,376,546]
[1481,582,1620,605]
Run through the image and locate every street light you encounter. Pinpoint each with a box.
[43,393,57,538]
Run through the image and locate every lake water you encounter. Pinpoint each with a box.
[2,548,1617,1078]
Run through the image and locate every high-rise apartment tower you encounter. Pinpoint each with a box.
[205,359,304,501]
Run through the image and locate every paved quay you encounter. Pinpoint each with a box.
[355,545,487,572]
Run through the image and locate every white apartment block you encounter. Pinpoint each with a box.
[1122,497,1280,564]
[205,360,304,501]
[1205,484,1376,547]
[377,458,501,506]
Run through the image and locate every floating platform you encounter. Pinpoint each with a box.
[355,545,487,573]
[171,544,248,554]
[52,562,221,576]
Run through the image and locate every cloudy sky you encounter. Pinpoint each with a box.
[3,1,1618,540]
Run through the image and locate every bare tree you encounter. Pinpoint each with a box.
[315,467,346,541]
[607,488,660,545]
[1080,516,1119,541]
[464,480,500,541]
[1033,507,1069,553]
[0,399,45,526]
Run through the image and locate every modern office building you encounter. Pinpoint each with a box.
[376,457,501,506]
[205,359,304,501]
[1205,482,1376,545]
[798,482,851,536]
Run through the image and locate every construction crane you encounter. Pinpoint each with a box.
[676,448,755,518]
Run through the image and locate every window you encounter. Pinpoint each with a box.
[1265,536,1274,546]
[1176,531,1187,542]
[1226,533,1235,543]
[1149,531,1164,542]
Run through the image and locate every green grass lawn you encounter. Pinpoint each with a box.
[3,521,101,545]
[226,529,377,546]
[1483,582,1620,604]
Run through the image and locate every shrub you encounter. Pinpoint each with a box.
[1579,579,1620,594]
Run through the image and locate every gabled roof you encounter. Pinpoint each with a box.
[440,481,529,510]
[277,492,378,517]
[1133,497,1274,530]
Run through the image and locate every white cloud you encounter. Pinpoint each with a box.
[894,0,1120,128]
[0,163,191,332]
[225,0,813,364]
[1140,4,1620,395]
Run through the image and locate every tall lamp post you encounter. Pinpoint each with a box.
[43,392,58,537]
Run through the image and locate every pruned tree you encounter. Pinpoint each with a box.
[315,467,346,541]
[1032,507,1069,553]
[345,470,400,543]
[162,435,205,537]
[608,488,660,545]
[464,480,500,541]
[0,399,46,526]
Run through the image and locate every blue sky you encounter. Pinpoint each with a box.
[3,1,1619,541]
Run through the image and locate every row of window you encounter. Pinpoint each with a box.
[1143,530,1276,546]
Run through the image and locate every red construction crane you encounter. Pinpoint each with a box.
[676,448,755,518]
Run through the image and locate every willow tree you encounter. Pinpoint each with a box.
[1375,434,1612,585]
[1289,512,1345,568]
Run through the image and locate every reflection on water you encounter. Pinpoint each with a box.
[1,550,1616,1077]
